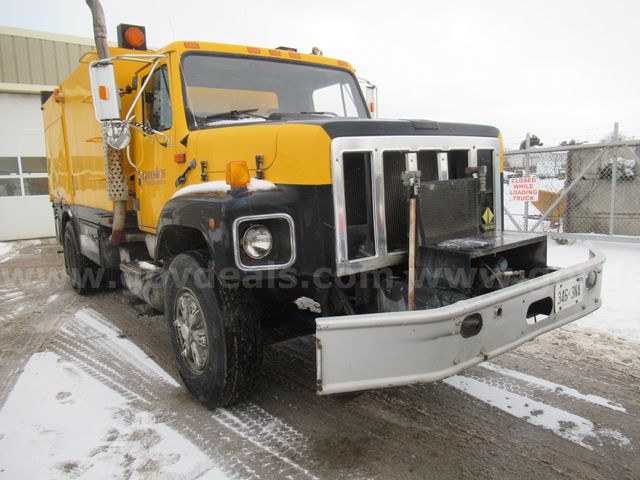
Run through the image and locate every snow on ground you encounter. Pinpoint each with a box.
[73,309,180,389]
[0,242,14,263]
[0,243,11,258]
[0,310,228,479]
[0,351,227,480]
[444,372,630,450]
[443,374,629,450]
[478,362,626,413]
[548,239,640,342]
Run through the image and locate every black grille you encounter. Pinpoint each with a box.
[419,178,479,245]
[343,152,371,226]
[417,151,439,181]
[383,151,408,251]
[343,152,375,259]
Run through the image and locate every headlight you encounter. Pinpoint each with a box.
[242,225,273,259]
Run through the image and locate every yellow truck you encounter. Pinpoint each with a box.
[43,22,604,407]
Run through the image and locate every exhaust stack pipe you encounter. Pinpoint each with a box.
[86,0,128,245]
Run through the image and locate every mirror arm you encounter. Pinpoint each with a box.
[129,120,169,147]
[124,57,162,122]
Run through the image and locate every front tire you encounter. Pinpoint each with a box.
[164,251,262,407]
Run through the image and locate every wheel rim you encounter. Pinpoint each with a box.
[173,288,209,374]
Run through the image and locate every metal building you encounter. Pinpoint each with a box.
[0,26,93,240]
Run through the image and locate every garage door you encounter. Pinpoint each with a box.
[0,92,55,241]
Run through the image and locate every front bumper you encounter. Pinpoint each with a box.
[316,244,605,395]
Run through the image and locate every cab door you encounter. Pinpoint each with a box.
[134,63,176,232]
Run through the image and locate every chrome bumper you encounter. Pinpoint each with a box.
[316,244,605,395]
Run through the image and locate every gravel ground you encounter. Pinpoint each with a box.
[0,239,638,479]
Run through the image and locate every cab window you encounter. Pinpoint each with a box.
[312,82,360,117]
[143,65,172,130]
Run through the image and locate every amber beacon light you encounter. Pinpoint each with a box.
[116,24,147,50]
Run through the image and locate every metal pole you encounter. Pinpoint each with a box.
[85,0,109,59]
[524,133,530,232]
[85,0,128,245]
[609,122,619,236]
[408,197,416,311]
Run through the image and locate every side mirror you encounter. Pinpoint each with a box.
[89,62,121,121]
[89,62,131,149]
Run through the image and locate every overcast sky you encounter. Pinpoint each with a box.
[3,0,639,148]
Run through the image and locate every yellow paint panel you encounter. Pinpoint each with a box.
[190,125,279,179]
[268,124,331,185]
[45,117,73,204]
[159,41,355,73]
[51,47,140,212]
[187,123,331,187]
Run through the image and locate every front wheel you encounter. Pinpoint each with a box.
[164,251,262,407]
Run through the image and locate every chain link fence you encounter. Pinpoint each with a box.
[503,136,640,241]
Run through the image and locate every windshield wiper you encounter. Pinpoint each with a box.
[299,111,338,117]
[199,108,266,123]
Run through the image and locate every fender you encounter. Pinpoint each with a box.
[155,184,335,276]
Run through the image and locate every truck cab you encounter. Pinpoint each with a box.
[43,27,604,407]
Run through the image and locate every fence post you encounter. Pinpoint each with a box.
[609,122,619,236]
[524,133,531,232]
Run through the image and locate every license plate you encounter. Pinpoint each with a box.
[554,277,585,312]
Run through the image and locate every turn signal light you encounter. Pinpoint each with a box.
[53,89,64,103]
[225,161,250,189]
[98,85,108,100]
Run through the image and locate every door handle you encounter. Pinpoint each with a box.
[175,159,197,187]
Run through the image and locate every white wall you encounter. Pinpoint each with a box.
[0,195,54,241]
[0,92,56,240]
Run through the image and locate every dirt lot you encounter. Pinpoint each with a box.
[0,240,638,479]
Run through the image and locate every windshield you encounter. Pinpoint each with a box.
[181,53,369,128]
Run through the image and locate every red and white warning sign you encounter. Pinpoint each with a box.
[509,177,539,202]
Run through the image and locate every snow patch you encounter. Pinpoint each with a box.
[444,375,630,450]
[0,242,16,263]
[294,296,322,314]
[47,293,59,304]
[74,309,180,388]
[171,178,277,199]
[479,362,626,412]
[0,351,227,479]
[0,242,12,258]
[548,240,640,342]
[136,260,160,271]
